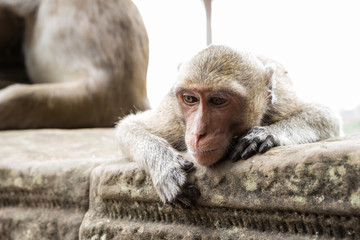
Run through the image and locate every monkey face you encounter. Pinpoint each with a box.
[175,87,247,166]
[173,45,274,166]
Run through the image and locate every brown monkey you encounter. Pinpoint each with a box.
[0,0,149,129]
[116,45,341,206]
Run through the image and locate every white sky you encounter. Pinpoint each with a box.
[133,0,360,111]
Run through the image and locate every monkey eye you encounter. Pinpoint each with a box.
[183,95,199,104]
[210,96,227,106]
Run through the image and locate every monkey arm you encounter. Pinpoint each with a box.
[231,102,341,161]
[0,80,18,89]
[231,71,341,161]
[259,61,341,146]
[265,102,342,145]
[116,94,199,206]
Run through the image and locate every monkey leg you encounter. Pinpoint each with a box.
[265,103,342,146]
[0,70,31,90]
[0,81,120,129]
[0,80,16,89]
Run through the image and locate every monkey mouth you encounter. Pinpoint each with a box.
[188,148,224,155]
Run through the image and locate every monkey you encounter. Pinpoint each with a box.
[0,0,149,129]
[116,45,341,207]
[0,8,28,90]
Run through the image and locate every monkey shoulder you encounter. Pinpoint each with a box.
[123,93,186,152]
[153,94,186,151]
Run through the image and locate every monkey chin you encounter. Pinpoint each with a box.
[189,148,224,167]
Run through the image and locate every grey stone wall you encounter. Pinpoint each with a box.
[0,129,120,239]
[1,129,359,239]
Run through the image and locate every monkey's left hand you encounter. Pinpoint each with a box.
[230,126,278,161]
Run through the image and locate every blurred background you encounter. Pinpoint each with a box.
[133,0,360,135]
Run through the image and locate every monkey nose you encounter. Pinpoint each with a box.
[189,122,207,146]
[194,132,206,147]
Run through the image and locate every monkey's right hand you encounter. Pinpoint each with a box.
[150,154,200,208]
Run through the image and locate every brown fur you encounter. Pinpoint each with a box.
[0,0,149,129]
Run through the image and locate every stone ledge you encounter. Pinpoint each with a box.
[80,135,360,239]
[1,207,84,240]
[80,216,331,240]
[0,129,359,239]
[0,129,120,239]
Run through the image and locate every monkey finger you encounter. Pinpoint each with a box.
[259,136,275,153]
[252,136,262,144]
[166,201,176,208]
[241,142,258,159]
[181,161,195,173]
[230,150,242,162]
[175,183,201,208]
[175,193,195,208]
[183,183,201,199]
[230,144,242,162]
[230,139,249,162]
[157,183,177,204]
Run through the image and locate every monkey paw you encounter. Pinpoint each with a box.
[230,126,278,161]
[152,155,200,208]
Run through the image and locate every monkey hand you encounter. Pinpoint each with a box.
[151,154,200,208]
[230,126,278,161]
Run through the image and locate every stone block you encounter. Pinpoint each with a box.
[0,129,119,240]
[1,129,359,239]
[80,135,360,239]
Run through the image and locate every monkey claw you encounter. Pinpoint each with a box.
[0,129,359,239]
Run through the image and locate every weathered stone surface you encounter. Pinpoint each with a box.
[1,129,359,239]
[80,135,360,239]
[1,207,83,240]
[0,129,120,240]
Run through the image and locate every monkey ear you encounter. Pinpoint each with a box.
[265,64,277,104]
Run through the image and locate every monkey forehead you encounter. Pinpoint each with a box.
[178,45,265,85]
[172,80,247,97]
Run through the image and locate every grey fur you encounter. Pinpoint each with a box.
[116,45,341,205]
